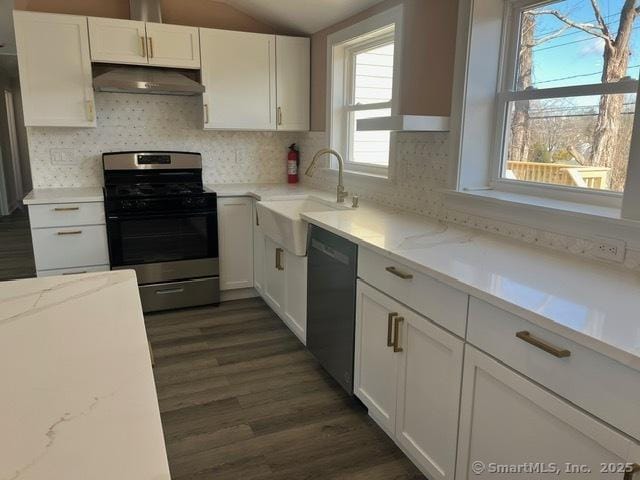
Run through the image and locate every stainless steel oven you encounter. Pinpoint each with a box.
[103,151,219,312]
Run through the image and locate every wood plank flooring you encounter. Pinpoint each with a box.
[0,208,36,281]
[146,298,425,480]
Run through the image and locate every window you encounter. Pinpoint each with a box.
[346,39,394,170]
[327,6,403,177]
[497,0,639,196]
[453,0,640,221]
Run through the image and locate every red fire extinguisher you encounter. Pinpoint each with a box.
[287,143,299,184]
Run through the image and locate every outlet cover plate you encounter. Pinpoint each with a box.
[592,236,626,263]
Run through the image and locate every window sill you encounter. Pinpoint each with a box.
[319,167,391,184]
[443,189,640,246]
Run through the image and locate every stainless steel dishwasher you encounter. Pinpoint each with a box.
[307,224,358,394]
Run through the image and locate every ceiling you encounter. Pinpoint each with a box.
[219,0,385,35]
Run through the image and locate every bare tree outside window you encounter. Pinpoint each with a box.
[504,0,640,192]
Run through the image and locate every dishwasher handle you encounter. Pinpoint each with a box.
[310,238,350,266]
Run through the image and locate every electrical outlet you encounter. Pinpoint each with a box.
[50,148,76,166]
[592,236,626,263]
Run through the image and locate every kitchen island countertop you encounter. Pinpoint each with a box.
[0,270,170,480]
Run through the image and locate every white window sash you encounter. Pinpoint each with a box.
[488,0,639,205]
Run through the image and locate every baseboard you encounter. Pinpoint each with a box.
[220,287,260,302]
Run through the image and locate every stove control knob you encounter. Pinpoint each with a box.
[195,197,206,207]
[183,198,193,207]
[121,200,134,210]
[135,200,148,209]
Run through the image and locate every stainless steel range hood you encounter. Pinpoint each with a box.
[92,0,205,96]
[94,68,205,96]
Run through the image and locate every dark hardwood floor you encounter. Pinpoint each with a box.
[146,297,425,480]
[0,208,36,281]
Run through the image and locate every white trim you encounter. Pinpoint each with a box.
[326,4,404,176]
[357,114,450,132]
[444,189,640,250]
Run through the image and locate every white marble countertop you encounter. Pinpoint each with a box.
[210,182,640,371]
[23,188,104,205]
[0,271,170,480]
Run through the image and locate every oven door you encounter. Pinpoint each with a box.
[107,210,219,284]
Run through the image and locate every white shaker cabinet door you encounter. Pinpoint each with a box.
[263,237,286,312]
[275,35,310,131]
[456,346,640,480]
[253,208,265,295]
[145,22,200,69]
[14,11,95,127]
[217,197,254,291]
[88,17,147,65]
[282,249,307,344]
[200,28,276,130]
[354,280,402,436]
[395,310,464,480]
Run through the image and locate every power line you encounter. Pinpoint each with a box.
[531,64,640,85]
[533,24,640,53]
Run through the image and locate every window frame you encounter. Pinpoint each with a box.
[326,5,404,178]
[489,0,639,207]
[343,32,395,176]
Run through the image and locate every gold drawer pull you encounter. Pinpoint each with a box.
[516,331,570,358]
[275,248,284,271]
[53,207,80,212]
[393,316,404,352]
[62,270,87,275]
[387,312,398,347]
[624,463,640,480]
[57,230,82,236]
[140,35,146,57]
[147,36,154,58]
[385,266,413,280]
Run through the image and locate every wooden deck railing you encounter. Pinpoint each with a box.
[506,161,611,190]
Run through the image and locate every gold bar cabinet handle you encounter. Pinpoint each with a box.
[53,207,80,212]
[57,230,82,236]
[516,331,571,358]
[147,37,154,58]
[277,106,283,126]
[203,104,210,124]
[385,266,413,280]
[140,35,146,57]
[387,312,398,347]
[393,316,404,353]
[275,248,284,271]
[624,463,640,480]
[62,270,87,276]
[86,100,95,122]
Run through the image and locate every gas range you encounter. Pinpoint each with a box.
[103,151,220,313]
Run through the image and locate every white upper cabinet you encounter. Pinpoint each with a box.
[88,17,147,65]
[200,28,276,130]
[275,35,310,131]
[14,11,96,128]
[88,19,200,69]
[145,22,200,69]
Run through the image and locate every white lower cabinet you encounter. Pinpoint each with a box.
[261,235,307,344]
[354,280,463,480]
[217,197,254,291]
[456,345,640,480]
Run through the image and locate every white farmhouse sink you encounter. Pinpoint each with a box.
[256,197,347,256]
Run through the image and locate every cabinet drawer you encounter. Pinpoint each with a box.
[37,265,110,277]
[468,297,640,441]
[357,248,468,337]
[29,202,105,228]
[31,225,109,271]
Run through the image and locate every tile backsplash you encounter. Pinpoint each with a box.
[24,93,639,271]
[27,93,299,188]
[298,131,640,272]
